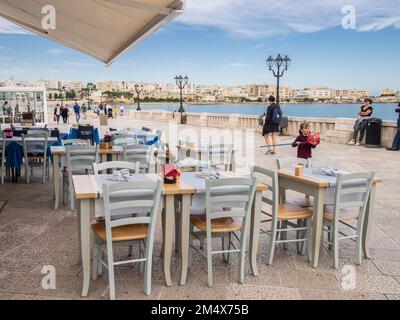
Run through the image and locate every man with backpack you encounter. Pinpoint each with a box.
[262,95,282,155]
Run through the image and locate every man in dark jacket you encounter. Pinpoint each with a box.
[387,103,400,151]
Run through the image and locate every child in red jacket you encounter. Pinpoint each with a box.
[292,121,318,159]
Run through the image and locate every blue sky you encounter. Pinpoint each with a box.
[0,0,400,95]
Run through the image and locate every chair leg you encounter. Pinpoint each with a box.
[106,245,116,300]
[305,218,312,261]
[239,231,247,284]
[333,224,339,269]
[139,240,145,274]
[206,231,213,288]
[297,219,304,254]
[25,163,29,184]
[355,220,363,266]
[128,245,133,257]
[281,221,288,249]
[222,233,229,263]
[189,224,194,268]
[92,238,98,280]
[327,225,332,250]
[69,185,75,210]
[267,220,278,266]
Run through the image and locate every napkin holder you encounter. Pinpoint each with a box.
[162,163,180,184]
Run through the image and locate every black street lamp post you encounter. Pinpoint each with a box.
[175,75,188,124]
[266,54,290,104]
[60,86,66,107]
[135,84,143,111]
[86,83,94,110]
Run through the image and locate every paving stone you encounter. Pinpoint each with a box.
[227,284,301,300]
[160,284,227,300]
[300,289,385,300]
[280,270,341,290]
[334,273,400,295]
[373,261,400,276]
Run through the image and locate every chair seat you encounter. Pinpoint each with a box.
[287,197,314,208]
[190,215,242,233]
[262,203,313,220]
[323,205,359,221]
[91,220,148,242]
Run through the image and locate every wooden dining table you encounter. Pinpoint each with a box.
[51,145,158,210]
[278,168,382,268]
[72,172,267,297]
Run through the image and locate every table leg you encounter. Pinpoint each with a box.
[53,154,60,210]
[79,198,91,297]
[250,190,262,277]
[163,195,175,287]
[180,194,191,285]
[362,184,376,259]
[311,188,325,268]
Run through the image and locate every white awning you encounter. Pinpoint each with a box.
[0,0,185,65]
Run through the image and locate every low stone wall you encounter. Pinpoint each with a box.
[48,109,397,147]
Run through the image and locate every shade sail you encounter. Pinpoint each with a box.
[0,0,184,65]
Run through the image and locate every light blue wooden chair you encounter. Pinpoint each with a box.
[65,144,99,209]
[189,177,257,287]
[91,180,162,299]
[322,172,375,269]
[252,166,313,265]
[93,161,140,176]
[22,133,49,184]
[123,144,154,173]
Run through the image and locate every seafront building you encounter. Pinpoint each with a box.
[0,77,394,103]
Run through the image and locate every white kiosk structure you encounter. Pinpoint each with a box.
[0,87,48,125]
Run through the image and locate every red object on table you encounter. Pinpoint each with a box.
[162,163,180,184]
[307,132,320,145]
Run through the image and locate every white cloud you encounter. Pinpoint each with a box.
[48,48,66,55]
[0,17,29,34]
[178,0,400,37]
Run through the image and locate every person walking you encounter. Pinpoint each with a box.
[348,98,373,146]
[263,95,282,155]
[387,103,400,151]
[73,101,81,123]
[54,103,61,124]
[81,103,87,120]
[61,105,69,124]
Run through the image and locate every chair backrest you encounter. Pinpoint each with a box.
[252,166,279,219]
[177,146,198,161]
[207,144,233,168]
[27,129,49,137]
[205,177,257,232]
[102,179,163,243]
[331,172,375,222]
[123,144,154,172]
[62,139,90,147]
[66,144,99,174]
[77,125,94,141]
[22,133,48,159]
[276,157,311,169]
[93,161,140,175]
[113,136,137,146]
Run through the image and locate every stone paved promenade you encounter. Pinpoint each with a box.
[0,116,399,300]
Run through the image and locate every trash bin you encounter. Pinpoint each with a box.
[365,117,382,148]
[180,113,187,125]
